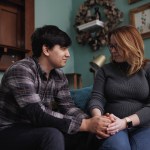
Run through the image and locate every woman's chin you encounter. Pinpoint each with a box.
[113,59,124,63]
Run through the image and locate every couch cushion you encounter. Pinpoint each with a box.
[70,86,93,112]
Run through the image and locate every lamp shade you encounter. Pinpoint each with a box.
[90,55,106,71]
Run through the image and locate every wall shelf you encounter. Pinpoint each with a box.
[0,45,30,71]
[77,19,104,31]
[0,44,30,53]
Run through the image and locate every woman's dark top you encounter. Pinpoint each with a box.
[88,62,150,127]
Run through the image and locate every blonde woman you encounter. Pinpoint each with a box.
[89,25,150,150]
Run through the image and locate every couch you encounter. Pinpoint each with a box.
[70,86,93,113]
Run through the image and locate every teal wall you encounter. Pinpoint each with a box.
[0,73,3,80]
[35,0,74,73]
[72,0,150,87]
[0,0,150,87]
[35,0,150,87]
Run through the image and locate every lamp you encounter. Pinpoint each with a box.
[90,55,106,73]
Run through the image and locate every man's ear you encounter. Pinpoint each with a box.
[42,45,50,56]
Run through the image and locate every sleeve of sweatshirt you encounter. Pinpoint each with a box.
[88,68,107,114]
[136,63,150,125]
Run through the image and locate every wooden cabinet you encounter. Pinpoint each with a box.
[0,0,34,71]
[0,3,24,48]
[0,44,30,71]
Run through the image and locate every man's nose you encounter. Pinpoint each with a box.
[66,49,70,57]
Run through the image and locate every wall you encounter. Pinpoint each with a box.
[35,0,74,73]
[0,0,74,80]
[0,0,150,87]
[72,0,150,87]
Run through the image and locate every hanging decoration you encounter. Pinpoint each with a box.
[74,0,124,51]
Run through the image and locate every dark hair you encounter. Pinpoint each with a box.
[31,25,72,57]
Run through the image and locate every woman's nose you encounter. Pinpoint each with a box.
[110,47,117,53]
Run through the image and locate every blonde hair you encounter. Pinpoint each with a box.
[108,25,144,75]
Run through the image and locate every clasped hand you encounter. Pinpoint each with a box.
[106,113,126,135]
[90,114,126,139]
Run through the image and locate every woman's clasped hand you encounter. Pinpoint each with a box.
[95,113,126,139]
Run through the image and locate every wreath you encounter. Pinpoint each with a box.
[74,0,124,51]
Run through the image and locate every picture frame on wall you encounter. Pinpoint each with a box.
[128,0,141,4]
[129,3,150,39]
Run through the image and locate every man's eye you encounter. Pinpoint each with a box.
[61,47,67,50]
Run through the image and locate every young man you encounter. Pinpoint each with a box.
[0,25,111,150]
